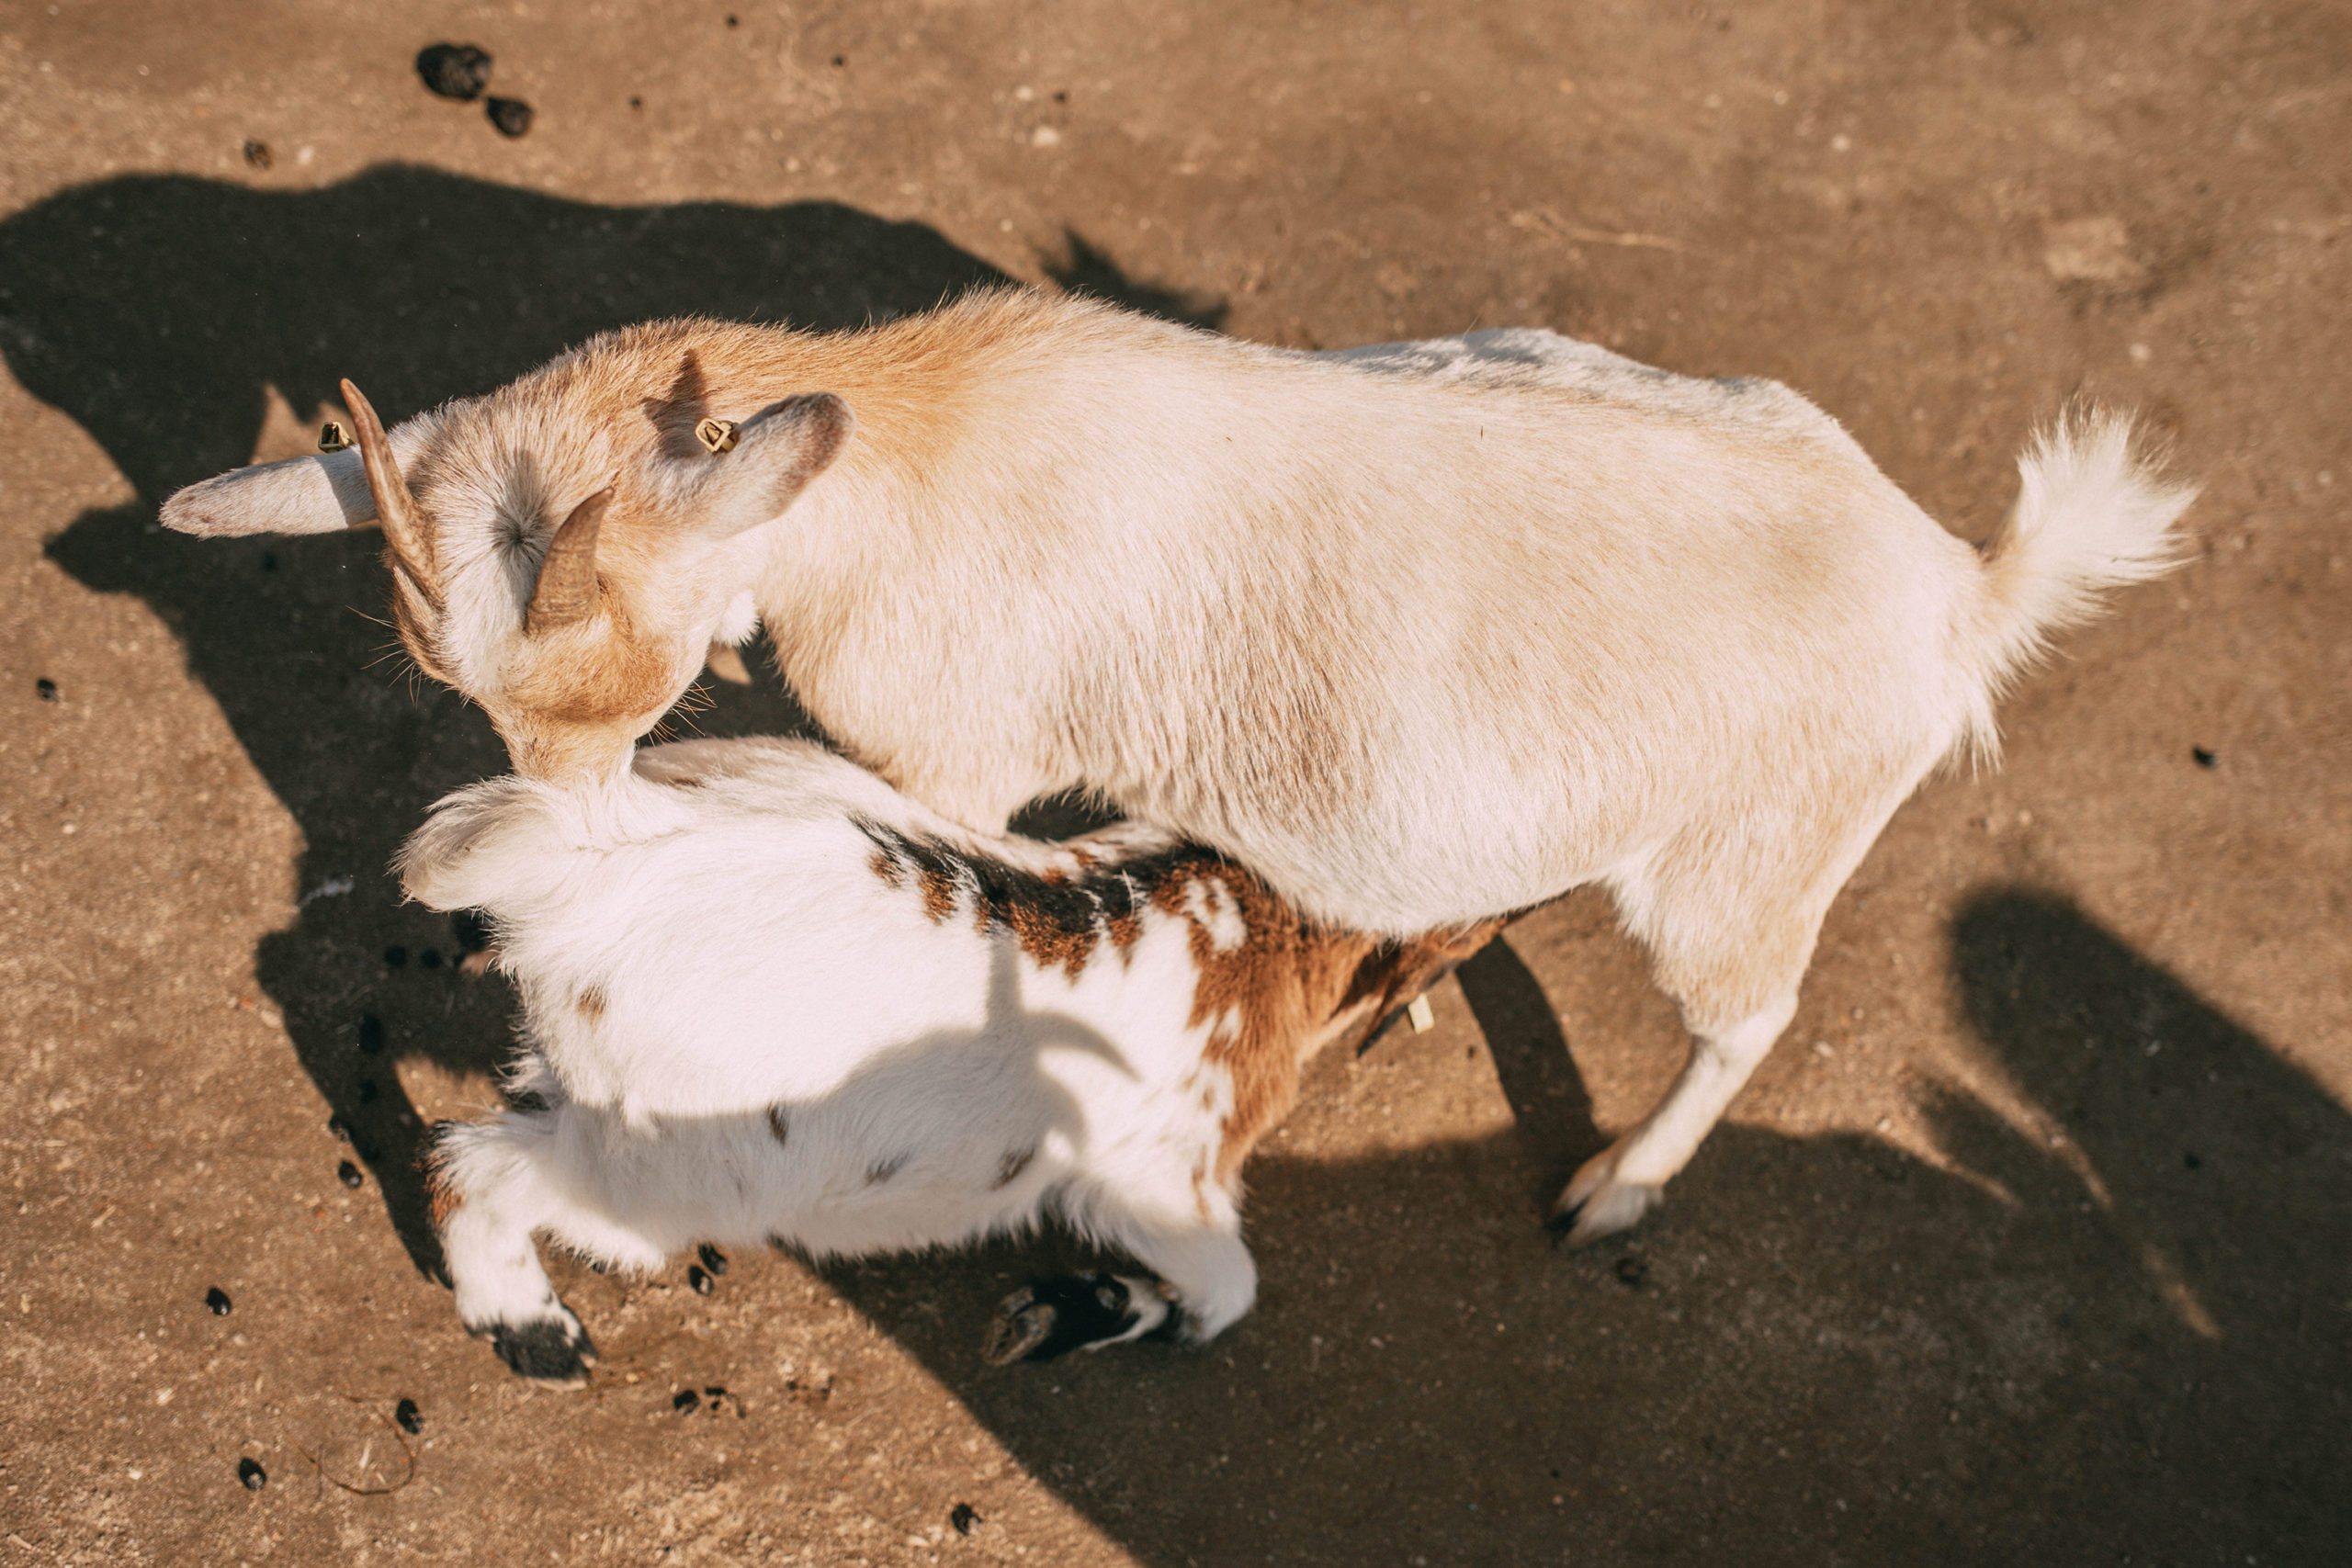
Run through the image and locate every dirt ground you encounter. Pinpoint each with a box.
[2,0,2347,1562]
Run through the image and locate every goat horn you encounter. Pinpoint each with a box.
[339,378,439,601]
[526,486,612,635]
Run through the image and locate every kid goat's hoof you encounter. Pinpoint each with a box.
[979,1271,1173,1366]
[484,1314,598,1387]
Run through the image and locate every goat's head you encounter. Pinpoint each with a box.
[159,348,852,784]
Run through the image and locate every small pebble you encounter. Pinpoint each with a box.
[697,1243,728,1277]
[485,97,534,138]
[327,1115,352,1144]
[237,1457,266,1490]
[357,1013,384,1054]
[394,1397,422,1435]
[673,1388,701,1413]
[205,1286,232,1316]
[1612,1256,1647,1290]
[687,1264,713,1295]
[831,54,845,66]
[628,95,643,108]
[951,1503,982,1536]
[419,948,443,971]
[36,677,58,702]
[242,140,272,170]
[338,1160,364,1189]
[415,42,493,102]
[2184,1151,2203,1169]
[704,1384,727,1399]
[383,945,408,968]
[725,13,739,25]
[2192,746,2217,769]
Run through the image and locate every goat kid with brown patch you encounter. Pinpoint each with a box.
[403,734,1492,1383]
[164,290,2196,1242]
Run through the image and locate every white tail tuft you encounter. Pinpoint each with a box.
[1975,407,2198,693]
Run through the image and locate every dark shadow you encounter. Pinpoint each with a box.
[6,166,1030,1274]
[1044,229,1228,331]
[1455,933,1601,1202]
[786,890,2348,1565]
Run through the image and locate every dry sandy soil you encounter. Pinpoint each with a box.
[2,1,2347,1563]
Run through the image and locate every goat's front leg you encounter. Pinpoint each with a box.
[427,1111,622,1386]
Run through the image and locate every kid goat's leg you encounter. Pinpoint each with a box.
[428,1107,675,1385]
[982,1188,1259,1365]
[1558,786,1913,1246]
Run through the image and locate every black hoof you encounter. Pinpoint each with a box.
[980,1272,1145,1366]
[486,1316,597,1386]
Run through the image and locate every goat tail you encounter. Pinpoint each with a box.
[1972,406,2197,695]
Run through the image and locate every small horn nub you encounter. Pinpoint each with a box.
[339,379,439,601]
[695,417,740,455]
[526,486,612,635]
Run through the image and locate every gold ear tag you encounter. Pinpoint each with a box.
[695,417,740,455]
[318,421,352,453]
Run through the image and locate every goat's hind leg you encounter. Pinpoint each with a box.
[981,1270,1178,1364]
[981,1198,1257,1365]
[1556,787,1911,1247]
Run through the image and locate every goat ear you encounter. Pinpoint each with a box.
[159,448,379,537]
[693,393,854,538]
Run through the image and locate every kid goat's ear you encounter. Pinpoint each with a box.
[158,446,378,537]
[690,393,854,539]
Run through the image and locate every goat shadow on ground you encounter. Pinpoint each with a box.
[7,165,1198,1276]
[806,894,2350,1566]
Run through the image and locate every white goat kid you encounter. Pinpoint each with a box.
[164,290,2196,1242]
[403,734,1492,1383]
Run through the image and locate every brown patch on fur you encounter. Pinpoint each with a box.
[1105,908,1142,953]
[990,1145,1036,1190]
[1151,868,1508,1188]
[766,1105,789,1148]
[918,865,958,924]
[575,986,607,1021]
[1329,919,1510,1054]
[423,1147,463,1234]
[855,818,1200,977]
[1142,860,1352,1188]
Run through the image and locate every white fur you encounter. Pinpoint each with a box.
[403,737,1393,1371]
